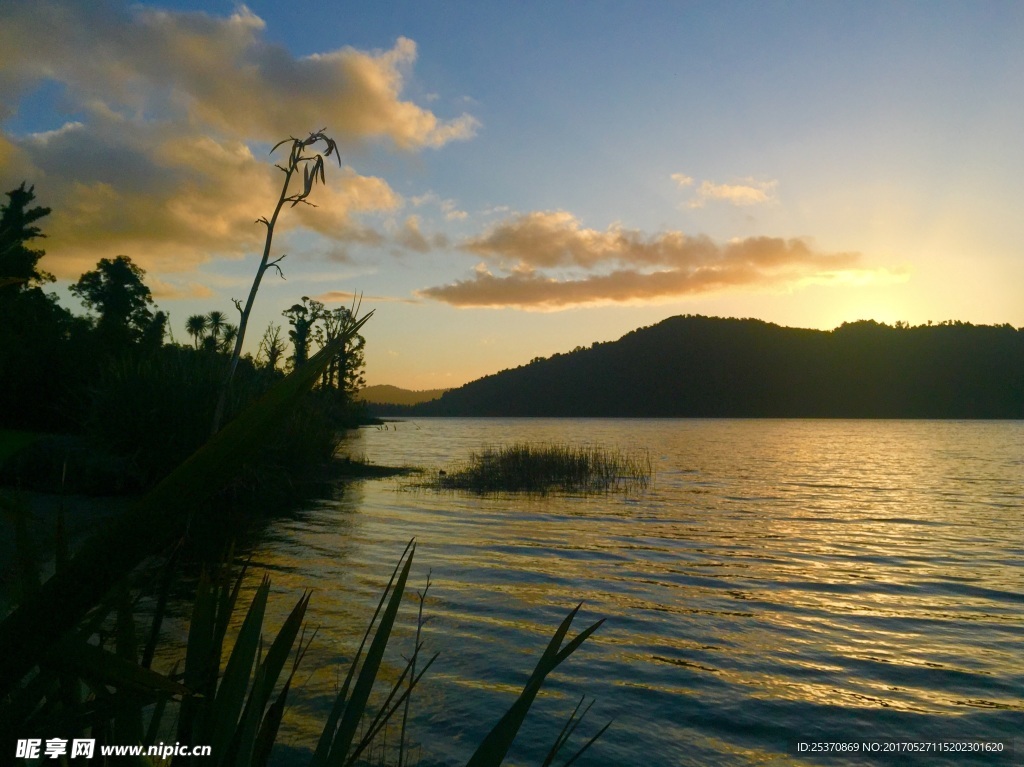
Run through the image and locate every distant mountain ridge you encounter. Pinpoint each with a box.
[386,316,1023,419]
[358,384,449,405]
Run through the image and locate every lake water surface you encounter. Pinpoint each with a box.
[245,419,1022,766]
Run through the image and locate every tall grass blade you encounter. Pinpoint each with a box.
[55,502,69,574]
[231,590,310,767]
[465,605,604,767]
[325,541,415,767]
[205,575,270,758]
[12,501,40,601]
[144,660,178,747]
[542,696,590,767]
[178,568,215,744]
[561,718,612,767]
[399,574,432,767]
[141,547,179,670]
[209,554,249,719]
[348,652,439,766]
[253,625,315,767]
[311,539,414,767]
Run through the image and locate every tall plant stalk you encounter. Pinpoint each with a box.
[211,130,342,435]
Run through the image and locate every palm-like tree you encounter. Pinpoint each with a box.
[219,323,238,354]
[185,314,209,348]
[207,310,226,342]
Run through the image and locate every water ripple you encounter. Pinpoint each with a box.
[241,419,1023,766]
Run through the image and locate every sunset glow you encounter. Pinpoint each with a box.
[2,1,1022,389]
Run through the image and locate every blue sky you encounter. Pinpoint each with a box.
[2,1,1022,388]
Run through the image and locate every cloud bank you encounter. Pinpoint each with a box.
[419,210,874,309]
[0,1,475,278]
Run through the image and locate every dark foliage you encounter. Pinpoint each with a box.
[85,345,275,486]
[0,182,53,287]
[283,295,321,367]
[0,183,368,495]
[70,255,159,349]
[404,316,1024,419]
[0,185,92,431]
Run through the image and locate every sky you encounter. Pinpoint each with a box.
[2,1,1023,390]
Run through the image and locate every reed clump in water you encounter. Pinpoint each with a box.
[426,442,652,494]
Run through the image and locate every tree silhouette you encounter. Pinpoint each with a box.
[283,296,323,369]
[257,322,286,371]
[186,313,209,348]
[0,183,78,430]
[0,182,53,288]
[207,310,226,342]
[315,304,366,395]
[70,256,156,346]
[140,310,168,350]
[219,322,238,353]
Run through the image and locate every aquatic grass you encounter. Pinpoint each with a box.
[423,442,652,495]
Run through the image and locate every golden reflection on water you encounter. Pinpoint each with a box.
[212,419,1022,765]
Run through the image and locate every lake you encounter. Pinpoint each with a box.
[241,419,1023,766]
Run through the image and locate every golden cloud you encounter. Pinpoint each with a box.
[2,116,399,279]
[0,1,471,281]
[0,3,477,148]
[147,277,215,300]
[420,211,868,309]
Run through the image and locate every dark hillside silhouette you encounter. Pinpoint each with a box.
[401,316,1024,419]
[359,384,449,405]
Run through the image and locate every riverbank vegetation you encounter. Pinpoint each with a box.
[1,360,607,765]
[0,343,608,765]
[420,442,652,495]
[0,182,371,498]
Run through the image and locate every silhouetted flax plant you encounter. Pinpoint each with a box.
[426,442,652,494]
[212,130,346,435]
[2,535,608,766]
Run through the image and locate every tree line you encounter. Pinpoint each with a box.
[0,182,366,487]
[392,314,1024,419]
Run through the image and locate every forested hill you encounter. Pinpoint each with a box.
[402,316,1024,418]
[358,384,449,405]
